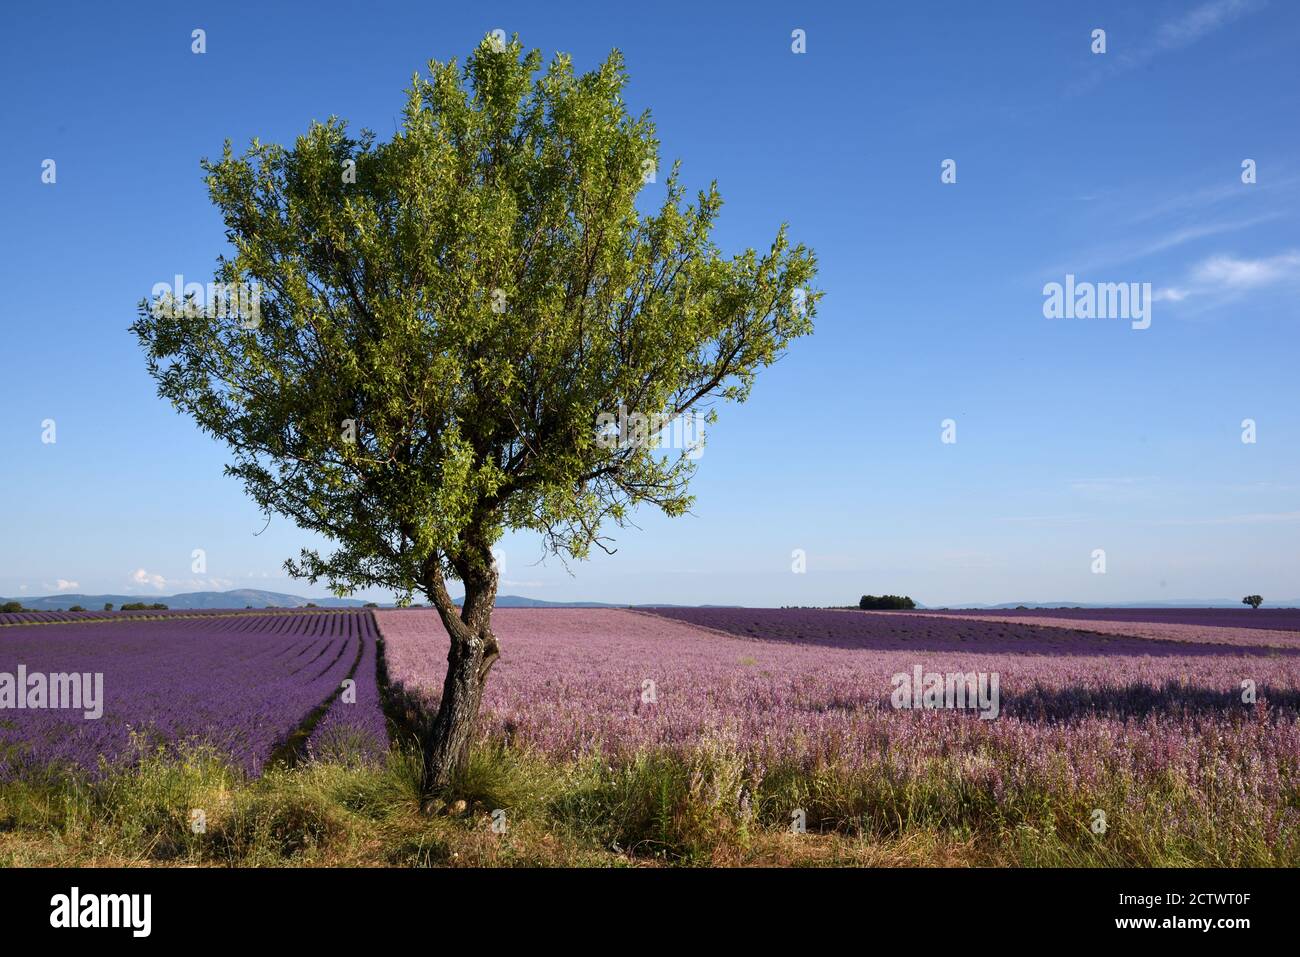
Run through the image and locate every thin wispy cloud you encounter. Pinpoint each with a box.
[1037,213,1279,281]
[1147,511,1300,526]
[1154,0,1263,48]
[1119,217,1278,264]
[1068,477,1162,504]
[173,577,236,590]
[1126,171,1300,225]
[1003,510,1300,527]
[998,515,1093,526]
[1069,0,1267,94]
[935,550,1006,570]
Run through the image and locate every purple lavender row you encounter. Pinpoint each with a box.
[0,607,362,626]
[0,610,374,778]
[303,616,389,763]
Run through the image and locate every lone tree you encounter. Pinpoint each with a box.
[1243,595,1263,610]
[132,37,818,795]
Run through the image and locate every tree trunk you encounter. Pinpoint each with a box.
[420,552,500,799]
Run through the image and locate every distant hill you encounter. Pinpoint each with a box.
[0,589,627,611]
[481,595,622,608]
[1,589,366,611]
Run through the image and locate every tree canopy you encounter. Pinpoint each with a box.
[132,36,819,608]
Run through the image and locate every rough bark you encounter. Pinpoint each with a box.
[420,546,500,799]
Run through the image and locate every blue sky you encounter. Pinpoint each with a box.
[1,0,1297,606]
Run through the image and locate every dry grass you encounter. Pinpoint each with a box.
[2,739,1293,867]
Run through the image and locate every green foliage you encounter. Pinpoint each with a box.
[119,602,169,611]
[1243,595,1263,609]
[103,603,114,611]
[68,605,85,612]
[859,594,916,610]
[1,601,23,613]
[131,36,818,603]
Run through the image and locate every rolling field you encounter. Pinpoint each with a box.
[3,605,1298,865]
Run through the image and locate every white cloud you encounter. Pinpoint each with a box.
[1190,251,1300,288]
[1155,250,1300,305]
[131,568,168,591]
[54,579,79,591]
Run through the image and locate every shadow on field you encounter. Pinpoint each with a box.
[374,636,436,749]
[1001,681,1300,721]
[642,608,1300,658]
[795,683,1299,722]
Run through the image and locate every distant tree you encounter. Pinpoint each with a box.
[1,601,24,613]
[1243,595,1264,610]
[305,603,319,608]
[859,595,916,610]
[132,37,818,796]
[68,605,86,612]
[103,603,114,611]
[364,602,379,608]
[150,603,168,610]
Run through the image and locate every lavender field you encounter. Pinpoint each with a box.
[0,610,386,778]
[5,604,1299,864]
[379,606,1300,863]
